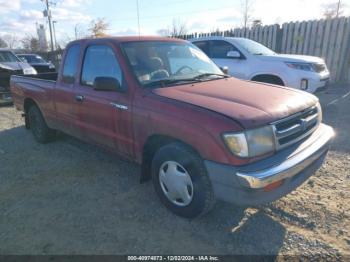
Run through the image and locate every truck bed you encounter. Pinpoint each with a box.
[3,73,57,106]
[10,73,58,111]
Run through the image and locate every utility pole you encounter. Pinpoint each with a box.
[336,0,341,17]
[53,21,58,50]
[43,0,55,51]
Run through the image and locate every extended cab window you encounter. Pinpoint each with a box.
[192,41,210,56]
[62,44,80,84]
[81,45,122,87]
[210,40,239,59]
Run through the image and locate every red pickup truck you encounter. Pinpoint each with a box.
[11,37,334,218]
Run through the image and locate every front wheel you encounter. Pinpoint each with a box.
[151,142,215,218]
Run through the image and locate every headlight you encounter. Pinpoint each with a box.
[49,64,55,69]
[285,62,315,72]
[223,125,275,158]
[23,67,37,75]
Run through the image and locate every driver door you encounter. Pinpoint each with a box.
[73,44,134,158]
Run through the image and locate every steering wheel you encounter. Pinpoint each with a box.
[175,65,194,75]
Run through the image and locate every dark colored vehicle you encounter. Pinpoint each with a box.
[17,54,56,73]
[10,37,334,218]
[0,49,36,105]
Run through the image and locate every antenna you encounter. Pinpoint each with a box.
[136,0,141,37]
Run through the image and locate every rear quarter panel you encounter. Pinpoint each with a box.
[10,75,56,127]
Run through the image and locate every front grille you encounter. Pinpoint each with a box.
[272,106,319,149]
[313,63,326,73]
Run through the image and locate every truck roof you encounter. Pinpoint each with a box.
[68,36,187,45]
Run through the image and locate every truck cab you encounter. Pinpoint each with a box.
[10,37,334,218]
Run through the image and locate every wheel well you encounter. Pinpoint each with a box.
[23,98,37,129]
[251,74,285,86]
[140,135,199,183]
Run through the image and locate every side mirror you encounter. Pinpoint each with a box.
[220,66,229,74]
[227,51,241,59]
[93,77,124,92]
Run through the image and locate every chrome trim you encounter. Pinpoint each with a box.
[275,123,302,138]
[236,124,334,189]
[270,106,317,126]
[110,102,128,110]
[271,106,319,150]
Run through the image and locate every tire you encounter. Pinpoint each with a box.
[151,142,215,218]
[252,75,284,86]
[28,105,56,143]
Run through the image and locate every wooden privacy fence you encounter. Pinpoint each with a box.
[180,17,350,83]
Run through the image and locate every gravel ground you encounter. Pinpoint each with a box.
[0,85,349,257]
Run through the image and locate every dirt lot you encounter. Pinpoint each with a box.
[0,85,349,257]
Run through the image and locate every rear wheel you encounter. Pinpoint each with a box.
[28,105,56,143]
[151,142,215,218]
[251,75,284,86]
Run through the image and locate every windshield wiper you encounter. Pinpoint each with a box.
[193,73,230,79]
[143,73,229,88]
[143,78,200,88]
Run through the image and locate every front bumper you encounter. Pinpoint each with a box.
[286,71,330,93]
[205,124,334,206]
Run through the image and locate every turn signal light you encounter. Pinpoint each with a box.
[263,180,283,192]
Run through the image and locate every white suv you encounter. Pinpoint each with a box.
[190,37,330,93]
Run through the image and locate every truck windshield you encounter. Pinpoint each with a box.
[235,38,275,56]
[0,51,20,63]
[121,41,225,87]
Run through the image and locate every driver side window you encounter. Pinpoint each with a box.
[81,45,122,87]
[210,40,239,59]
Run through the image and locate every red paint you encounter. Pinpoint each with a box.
[10,37,316,167]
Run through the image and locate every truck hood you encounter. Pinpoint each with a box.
[259,54,324,64]
[153,77,318,129]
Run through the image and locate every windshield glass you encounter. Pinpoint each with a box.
[121,41,224,87]
[235,38,275,55]
[19,55,46,63]
[0,51,20,62]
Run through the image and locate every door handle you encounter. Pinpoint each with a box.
[75,95,84,102]
[110,102,128,110]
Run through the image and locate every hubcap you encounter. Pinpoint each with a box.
[159,161,194,207]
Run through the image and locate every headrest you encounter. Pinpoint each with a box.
[148,57,163,70]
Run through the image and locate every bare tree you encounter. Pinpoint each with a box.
[241,0,255,28]
[0,37,7,48]
[2,34,19,49]
[157,19,188,38]
[323,0,345,19]
[89,18,109,38]
[74,24,88,40]
[21,35,40,52]
[252,19,262,28]
[170,19,187,37]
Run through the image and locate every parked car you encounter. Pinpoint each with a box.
[17,54,56,73]
[11,37,334,218]
[191,37,330,93]
[0,49,37,105]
